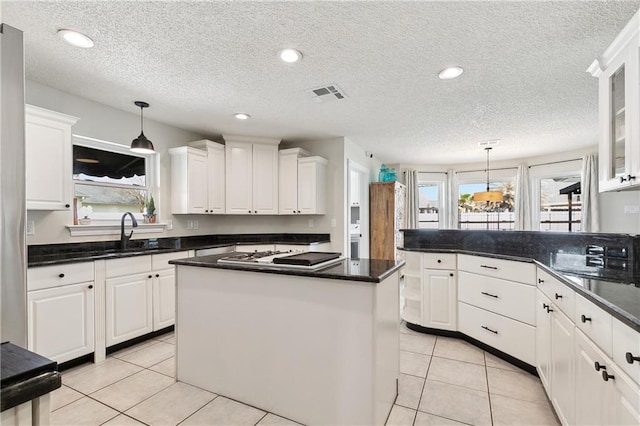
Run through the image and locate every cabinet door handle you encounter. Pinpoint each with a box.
[542,303,549,310]
[602,371,615,381]
[620,176,628,183]
[88,284,93,289]
[65,203,70,208]
[254,210,257,213]
[581,314,592,323]
[481,325,498,334]
[629,175,637,181]
[554,293,563,300]
[538,278,544,284]
[449,273,454,277]
[481,291,498,298]
[148,275,153,279]
[58,273,65,278]
[594,361,606,371]
[248,210,252,213]
[480,265,498,270]
[437,259,442,263]
[155,274,160,278]
[626,352,640,364]
[546,306,554,313]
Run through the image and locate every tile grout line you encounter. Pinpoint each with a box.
[484,352,495,425]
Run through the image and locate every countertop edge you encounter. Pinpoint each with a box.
[400,247,640,333]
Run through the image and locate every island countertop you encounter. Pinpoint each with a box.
[170,254,404,283]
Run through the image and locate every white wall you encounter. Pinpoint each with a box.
[25,82,346,249]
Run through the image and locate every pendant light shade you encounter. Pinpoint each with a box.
[473,147,503,202]
[130,101,155,154]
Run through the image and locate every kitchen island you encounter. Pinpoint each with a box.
[169,255,403,426]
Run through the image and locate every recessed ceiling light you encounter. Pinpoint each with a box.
[76,158,100,164]
[234,113,251,120]
[279,48,303,63]
[57,29,94,48]
[438,66,464,80]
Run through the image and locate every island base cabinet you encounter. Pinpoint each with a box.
[27,282,94,363]
[176,266,399,426]
[458,302,535,365]
[105,274,153,347]
[535,291,552,394]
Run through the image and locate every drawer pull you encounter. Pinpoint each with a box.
[155,274,160,278]
[148,275,153,279]
[88,284,93,289]
[626,352,640,364]
[449,273,454,277]
[581,314,592,323]
[437,259,442,263]
[481,291,498,298]
[594,362,606,371]
[58,273,65,278]
[602,371,615,381]
[554,293,563,300]
[480,265,498,270]
[538,278,544,284]
[546,305,554,313]
[542,303,549,310]
[481,325,498,334]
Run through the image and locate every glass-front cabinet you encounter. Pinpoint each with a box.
[590,10,640,192]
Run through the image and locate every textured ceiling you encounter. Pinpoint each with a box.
[3,1,640,164]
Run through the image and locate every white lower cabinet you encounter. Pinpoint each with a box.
[106,272,153,346]
[422,269,456,330]
[458,302,536,365]
[575,329,640,425]
[152,269,175,330]
[536,290,552,394]
[549,300,575,426]
[27,282,94,363]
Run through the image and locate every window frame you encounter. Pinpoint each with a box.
[530,160,582,232]
[417,172,446,229]
[456,168,516,230]
[72,134,158,222]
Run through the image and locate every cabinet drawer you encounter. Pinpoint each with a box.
[574,293,612,356]
[458,271,536,326]
[613,317,640,386]
[458,254,535,285]
[152,251,190,271]
[28,262,94,291]
[424,253,456,270]
[459,302,535,365]
[106,255,152,278]
[536,268,575,319]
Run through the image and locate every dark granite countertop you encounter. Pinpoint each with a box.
[1,342,61,412]
[401,246,640,333]
[28,233,331,267]
[170,254,404,284]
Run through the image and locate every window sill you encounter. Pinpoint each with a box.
[66,223,167,237]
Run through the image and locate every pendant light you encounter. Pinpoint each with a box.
[130,101,155,154]
[473,147,504,202]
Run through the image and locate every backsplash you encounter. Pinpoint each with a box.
[401,229,640,283]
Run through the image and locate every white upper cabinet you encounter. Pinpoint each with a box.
[589,10,640,191]
[298,156,328,215]
[25,105,78,210]
[224,135,280,215]
[279,148,309,214]
[189,140,225,214]
[168,146,208,214]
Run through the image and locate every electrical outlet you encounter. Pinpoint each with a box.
[308,219,314,228]
[331,218,336,228]
[192,219,199,229]
[26,220,35,236]
[187,220,193,230]
[166,219,173,230]
[624,205,640,214]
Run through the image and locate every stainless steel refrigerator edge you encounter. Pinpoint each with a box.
[1,23,27,347]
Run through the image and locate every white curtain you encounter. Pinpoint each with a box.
[447,170,458,229]
[514,163,532,230]
[405,169,419,228]
[581,154,600,232]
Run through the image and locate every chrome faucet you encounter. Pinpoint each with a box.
[120,212,138,250]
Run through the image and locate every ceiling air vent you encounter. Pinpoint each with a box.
[308,84,347,103]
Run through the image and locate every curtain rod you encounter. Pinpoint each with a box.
[404,170,448,175]
[528,158,582,168]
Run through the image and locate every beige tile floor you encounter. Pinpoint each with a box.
[50,324,560,426]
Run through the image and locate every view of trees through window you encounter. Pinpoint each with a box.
[458,181,515,230]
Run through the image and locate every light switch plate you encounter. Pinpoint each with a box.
[308,219,314,228]
[166,219,173,230]
[26,220,35,236]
